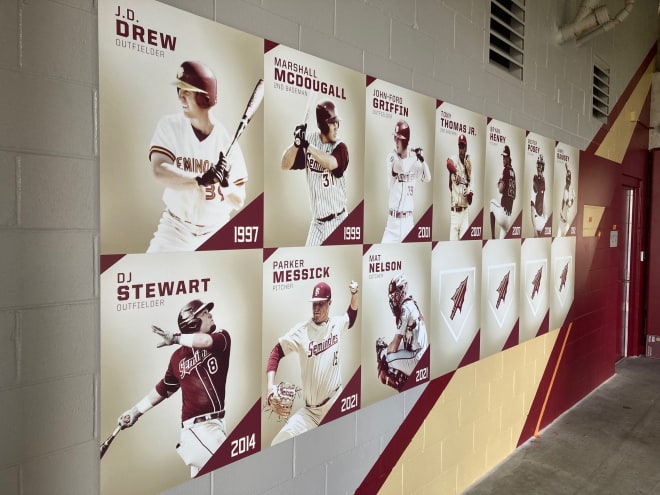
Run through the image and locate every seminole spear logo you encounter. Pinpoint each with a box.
[450,276,468,320]
[531,266,543,299]
[559,262,569,291]
[495,271,510,309]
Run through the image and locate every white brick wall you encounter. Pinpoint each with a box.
[0,0,656,494]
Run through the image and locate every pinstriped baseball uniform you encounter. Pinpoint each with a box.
[381,150,430,243]
[448,152,471,240]
[303,130,349,246]
[147,113,248,252]
[271,310,352,444]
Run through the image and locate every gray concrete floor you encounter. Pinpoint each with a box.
[462,356,660,495]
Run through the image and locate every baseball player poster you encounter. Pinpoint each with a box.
[519,237,551,343]
[360,242,431,406]
[263,42,365,248]
[554,142,579,237]
[362,78,435,245]
[522,132,554,238]
[434,101,487,242]
[99,0,264,255]
[480,239,521,359]
[483,119,525,240]
[100,250,263,495]
[550,236,576,331]
[261,245,362,447]
[430,240,482,379]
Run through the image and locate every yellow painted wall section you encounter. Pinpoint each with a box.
[378,330,560,495]
[595,59,654,163]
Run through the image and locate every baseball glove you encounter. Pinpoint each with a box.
[266,382,301,421]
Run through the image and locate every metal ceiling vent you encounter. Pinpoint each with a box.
[592,58,610,120]
[489,0,525,80]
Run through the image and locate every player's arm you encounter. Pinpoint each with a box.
[117,387,167,429]
[150,150,199,189]
[151,325,228,350]
[308,142,349,176]
[347,280,359,328]
[420,159,432,183]
[266,343,285,394]
[387,333,403,354]
[281,142,298,170]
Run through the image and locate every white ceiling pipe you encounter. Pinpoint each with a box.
[576,0,634,45]
[573,0,601,22]
[556,0,635,45]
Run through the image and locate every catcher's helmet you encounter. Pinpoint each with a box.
[175,61,217,109]
[536,154,545,172]
[388,274,409,315]
[178,299,214,334]
[458,133,467,148]
[316,100,340,135]
[393,120,410,145]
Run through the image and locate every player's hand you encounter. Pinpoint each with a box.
[349,280,359,294]
[118,406,141,429]
[196,153,229,188]
[294,123,308,149]
[411,147,424,162]
[152,325,180,348]
[465,190,473,205]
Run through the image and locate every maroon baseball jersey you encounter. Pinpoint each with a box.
[533,173,545,215]
[156,330,231,421]
[501,165,516,215]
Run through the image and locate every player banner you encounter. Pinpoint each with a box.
[483,119,525,240]
[99,0,264,255]
[100,250,263,495]
[550,236,576,330]
[363,78,435,244]
[261,245,362,447]
[263,42,365,248]
[434,101,486,242]
[523,132,555,238]
[554,142,579,237]
[361,242,431,407]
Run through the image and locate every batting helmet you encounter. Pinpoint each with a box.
[388,274,409,316]
[536,154,545,172]
[316,100,340,135]
[178,299,214,334]
[458,134,467,147]
[175,61,217,109]
[393,120,410,145]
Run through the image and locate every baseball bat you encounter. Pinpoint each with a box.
[301,89,318,125]
[224,78,265,159]
[100,425,122,459]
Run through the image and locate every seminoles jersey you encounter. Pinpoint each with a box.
[448,153,470,209]
[149,113,248,227]
[395,298,428,354]
[532,174,545,215]
[304,131,349,220]
[501,165,516,214]
[386,150,428,213]
[278,313,349,407]
[156,330,231,422]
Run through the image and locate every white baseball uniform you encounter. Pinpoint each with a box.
[270,309,354,445]
[558,186,575,236]
[448,153,472,241]
[381,150,430,243]
[302,131,349,247]
[386,297,428,377]
[147,113,248,252]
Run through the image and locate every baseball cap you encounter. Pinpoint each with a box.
[501,145,511,157]
[310,282,332,302]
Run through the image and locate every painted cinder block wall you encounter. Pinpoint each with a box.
[0,0,657,494]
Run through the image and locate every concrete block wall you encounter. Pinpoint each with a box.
[0,0,656,494]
